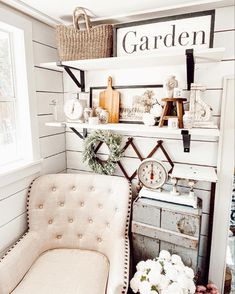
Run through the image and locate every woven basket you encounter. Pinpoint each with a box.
[56,7,113,61]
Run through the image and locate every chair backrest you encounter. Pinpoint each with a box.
[27,173,131,257]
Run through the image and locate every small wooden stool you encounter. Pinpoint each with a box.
[159,98,187,128]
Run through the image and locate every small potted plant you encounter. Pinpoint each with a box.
[130,250,196,294]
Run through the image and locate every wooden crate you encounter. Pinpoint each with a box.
[132,197,206,278]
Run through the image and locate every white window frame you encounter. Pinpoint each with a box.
[0,6,41,187]
[0,27,18,166]
[0,24,27,167]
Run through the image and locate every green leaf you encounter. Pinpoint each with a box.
[140,275,147,282]
[151,285,159,292]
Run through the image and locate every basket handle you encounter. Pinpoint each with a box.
[73,7,92,32]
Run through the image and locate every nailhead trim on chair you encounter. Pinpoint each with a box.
[121,181,132,294]
[0,179,36,263]
[0,231,29,263]
[26,179,36,230]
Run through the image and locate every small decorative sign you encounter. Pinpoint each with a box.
[114,11,215,57]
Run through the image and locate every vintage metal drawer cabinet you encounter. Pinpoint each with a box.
[132,197,206,278]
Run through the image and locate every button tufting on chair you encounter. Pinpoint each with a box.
[52,187,56,192]
[80,201,84,207]
[72,186,76,191]
[39,204,43,209]
[97,237,102,243]
[88,218,93,224]
[56,235,62,239]
[69,218,73,223]
[59,202,64,207]
[106,222,110,228]
[98,204,103,209]
[78,234,83,239]
[48,219,53,224]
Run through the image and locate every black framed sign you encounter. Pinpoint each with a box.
[90,84,164,124]
[113,10,215,57]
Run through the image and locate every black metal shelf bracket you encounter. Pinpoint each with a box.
[57,62,85,92]
[181,130,191,153]
[70,127,87,140]
[185,49,195,91]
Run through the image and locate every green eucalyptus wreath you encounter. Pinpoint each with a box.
[83,130,123,175]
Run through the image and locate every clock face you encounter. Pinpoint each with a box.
[64,99,83,120]
[137,159,168,189]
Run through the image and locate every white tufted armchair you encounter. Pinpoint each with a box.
[0,174,132,294]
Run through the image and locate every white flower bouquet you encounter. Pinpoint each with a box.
[130,250,196,294]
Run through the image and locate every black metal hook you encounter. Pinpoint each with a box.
[181,130,191,153]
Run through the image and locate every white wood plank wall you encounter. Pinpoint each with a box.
[65,5,235,268]
[35,52,66,174]
[0,3,65,255]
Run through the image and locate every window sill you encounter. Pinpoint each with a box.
[0,159,42,188]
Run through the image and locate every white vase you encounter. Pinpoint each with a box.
[165,75,178,98]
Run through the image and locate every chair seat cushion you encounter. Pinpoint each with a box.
[11,249,109,294]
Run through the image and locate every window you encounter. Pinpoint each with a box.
[0,7,40,186]
[0,19,35,170]
[0,28,17,165]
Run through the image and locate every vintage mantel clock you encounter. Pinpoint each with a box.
[137,159,217,208]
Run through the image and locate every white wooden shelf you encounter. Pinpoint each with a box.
[41,47,225,71]
[45,121,220,139]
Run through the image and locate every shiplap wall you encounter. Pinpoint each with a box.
[65,5,234,275]
[0,4,65,255]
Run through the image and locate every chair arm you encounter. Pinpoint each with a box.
[106,238,130,294]
[0,232,43,294]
